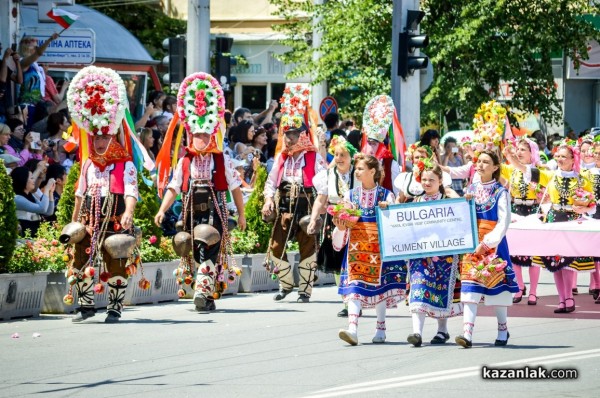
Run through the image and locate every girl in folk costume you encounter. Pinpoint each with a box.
[456,150,519,348]
[154,72,246,312]
[332,154,407,345]
[406,160,462,347]
[506,139,596,313]
[308,136,356,317]
[63,66,147,323]
[581,139,600,304]
[261,86,326,303]
[501,138,546,305]
[360,95,402,196]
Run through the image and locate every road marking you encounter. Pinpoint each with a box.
[304,348,600,398]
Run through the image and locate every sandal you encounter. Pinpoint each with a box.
[527,294,538,305]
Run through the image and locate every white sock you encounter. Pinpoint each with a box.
[463,303,477,341]
[347,299,361,334]
[411,312,426,335]
[437,318,449,334]
[495,306,508,340]
[374,301,386,338]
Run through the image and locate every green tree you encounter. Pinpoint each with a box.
[271,0,600,125]
[56,162,80,229]
[133,171,163,244]
[78,0,186,60]
[242,166,272,253]
[0,160,18,273]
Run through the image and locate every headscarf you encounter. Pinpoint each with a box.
[520,137,540,166]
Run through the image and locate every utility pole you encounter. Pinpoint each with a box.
[187,0,210,74]
[311,0,327,115]
[391,0,421,147]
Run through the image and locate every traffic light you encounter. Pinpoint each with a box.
[215,37,234,92]
[398,10,429,79]
[162,36,186,85]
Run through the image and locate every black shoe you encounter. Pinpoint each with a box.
[194,296,207,311]
[554,302,567,313]
[430,332,450,344]
[297,294,310,303]
[572,287,579,295]
[592,289,600,300]
[407,333,422,347]
[337,308,348,317]
[527,294,538,305]
[104,310,121,323]
[273,289,292,301]
[203,300,216,311]
[494,332,510,346]
[455,335,472,348]
[72,308,96,323]
[565,298,575,313]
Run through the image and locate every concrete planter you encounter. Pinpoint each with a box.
[124,261,180,305]
[0,272,48,321]
[239,253,279,292]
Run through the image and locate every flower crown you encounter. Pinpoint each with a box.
[177,72,225,135]
[279,85,310,117]
[414,156,435,183]
[362,95,395,143]
[405,143,433,160]
[67,66,127,136]
[280,115,304,133]
[471,100,506,155]
[328,135,357,158]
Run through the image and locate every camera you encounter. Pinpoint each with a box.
[451,147,459,153]
[11,43,17,52]
[48,141,56,148]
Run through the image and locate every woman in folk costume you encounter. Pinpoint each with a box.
[505,139,596,313]
[394,143,456,203]
[456,150,519,348]
[581,139,600,304]
[62,66,145,323]
[308,135,356,316]
[154,72,246,312]
[332,154,406,345]
[360,95,403,196]
[500,137,546,305]
[406,160,462,347]
[262,86,327,303]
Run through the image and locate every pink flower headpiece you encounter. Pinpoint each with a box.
[177,72,225,135]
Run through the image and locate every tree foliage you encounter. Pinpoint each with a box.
[133,171,163,244]
[271,0,600,126]
[78,0,186,60]
[56,162,80,229]
[0,161,18,273]
[241,166,272,253]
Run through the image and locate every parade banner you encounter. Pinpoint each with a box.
[377,198,478,261]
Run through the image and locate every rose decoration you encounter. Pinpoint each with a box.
[572,188,595,207]
[177,72,225,135]
[67,66,127,135]
[279,84,310,118]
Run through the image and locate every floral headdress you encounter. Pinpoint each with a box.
[328,135,357,159]
[471,100,507,156]
[413,156,435,183]
[67,66,127,136]
[177,72,225,136]
[517,137,540,166]
[277,85,316,156]
[405,142,433,161]
[362,95,394,143]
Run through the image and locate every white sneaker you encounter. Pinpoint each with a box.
[339,329,358,346]
[372,334,386,344]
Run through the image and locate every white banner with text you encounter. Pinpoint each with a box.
[377,198,478,261]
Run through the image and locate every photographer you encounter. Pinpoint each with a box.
[45,111,70,164]
[441,136,465,196]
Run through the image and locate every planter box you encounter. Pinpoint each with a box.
[124,261,180,305]
[0,272,48,321]
[239,253,279,293]
[42,270,110,313]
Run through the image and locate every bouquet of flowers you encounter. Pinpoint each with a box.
[460,252,507,288]
[572,188,595,207]
[471,100,507,154]
[177,72,225,135]
[327,203,362,228]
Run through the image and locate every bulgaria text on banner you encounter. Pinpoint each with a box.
[377,198,478,262]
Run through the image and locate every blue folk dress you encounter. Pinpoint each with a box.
[408,192,462,318]
[461,181,519,305]
[337,185,407,308]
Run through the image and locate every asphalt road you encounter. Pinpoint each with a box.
[1,271,599,398]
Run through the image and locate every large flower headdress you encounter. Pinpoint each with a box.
[279,84,310,133]
[470,100,507,155]
[177,72,225,135]
[67,66,127,136]
[362,95,395,143]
